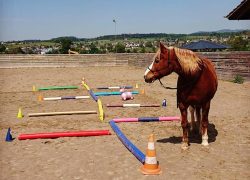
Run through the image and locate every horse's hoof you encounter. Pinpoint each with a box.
[201,141,209,146]
[181,142,189,150]
[202,135,209,146]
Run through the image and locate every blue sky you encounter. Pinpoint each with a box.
[0,0,249,41]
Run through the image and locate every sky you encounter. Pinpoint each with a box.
[0,0,249,41]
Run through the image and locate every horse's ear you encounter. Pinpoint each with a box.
[160,42,167,53]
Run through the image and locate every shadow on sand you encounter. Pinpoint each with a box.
[157,123,218,145]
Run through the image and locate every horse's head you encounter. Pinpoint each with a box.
[144,43,175,83]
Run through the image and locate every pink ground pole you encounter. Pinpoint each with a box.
[159,116,180,121]
[113,118,138,123]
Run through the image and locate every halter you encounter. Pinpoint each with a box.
[147,48,177,90]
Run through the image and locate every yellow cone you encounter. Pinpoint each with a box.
[135,83,139,88]
[32,85,37,92]
[17,108,23,119]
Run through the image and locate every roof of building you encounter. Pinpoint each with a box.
[226,0,250,20]
[181,40,229,50]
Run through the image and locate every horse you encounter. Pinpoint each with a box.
[144,43,218,150]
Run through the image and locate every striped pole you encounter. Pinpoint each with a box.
[43,96,90,101]
[113,116,180,123]
[106,104,160,107]
[96,86,133,90]
[28,110,97,117]
[94,91,139,96]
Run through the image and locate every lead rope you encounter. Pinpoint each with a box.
[158,79,177,90]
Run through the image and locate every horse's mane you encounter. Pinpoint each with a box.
[173,47,203,75]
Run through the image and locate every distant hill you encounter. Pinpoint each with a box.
[50,36,86,42]
[190,29,248,35]
[5,29,249,43]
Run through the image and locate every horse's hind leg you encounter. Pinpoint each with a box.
[189,106,201,134]
[201,101,210,146]
[189,106,195,132]
[195,106,201,134]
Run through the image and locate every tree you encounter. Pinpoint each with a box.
[140,47,146,53]
[106,43,113,52]
[89,43,99,54]
[0,44,6,53]
[115,43,125,53]
[145,41,153,48]
[99,44,107,53]
[59,39,72,54]
[228,36,249,51]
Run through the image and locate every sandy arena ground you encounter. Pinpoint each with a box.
[0,66,249,180]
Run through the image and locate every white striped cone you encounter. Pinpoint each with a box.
[140,134,161,175]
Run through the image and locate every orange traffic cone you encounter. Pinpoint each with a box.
[140,134,161,175]
[38,94,43,101]
[141,88,145,95]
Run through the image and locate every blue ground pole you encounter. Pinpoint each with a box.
[109,120,145,164]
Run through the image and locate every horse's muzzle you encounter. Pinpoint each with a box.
[144,75,153,83]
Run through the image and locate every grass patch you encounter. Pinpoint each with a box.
[232,75,244,84]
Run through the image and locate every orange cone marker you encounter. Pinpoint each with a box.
[141,88,145,95]
[140,134,161,175]
[38,94,43,101]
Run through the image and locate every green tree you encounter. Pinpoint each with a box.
[106,43,113,52]
[228,36,249,51]
[7,47,24,54]
[145,41,153,48]
[140,47,146,53]
[132,48,138,53]
[0,44,6,53]
[115,43,125,53]
[99,44,107,53]
[89,43,99,54]
[59,39,72,54]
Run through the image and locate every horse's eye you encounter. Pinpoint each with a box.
[155,58,160,63]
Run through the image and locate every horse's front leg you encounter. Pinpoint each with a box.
[179,103,189,150]
[201,101,210,146]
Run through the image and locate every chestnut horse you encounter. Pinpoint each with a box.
[144,43,218,150]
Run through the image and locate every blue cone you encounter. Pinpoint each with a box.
[162,99,167,107]
[5,128,13,142]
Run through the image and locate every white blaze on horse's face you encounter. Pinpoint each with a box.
[144,63,153,76]
[144,50,160,83]
[144,60,155,83]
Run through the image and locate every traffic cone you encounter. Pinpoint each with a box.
[5,128,13,142]
[32,85,37,92]
[141,88,145,95]
[38,94,43,101]
[17,108,23,119]
[135,83,139,89]
[140,134,161,175]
